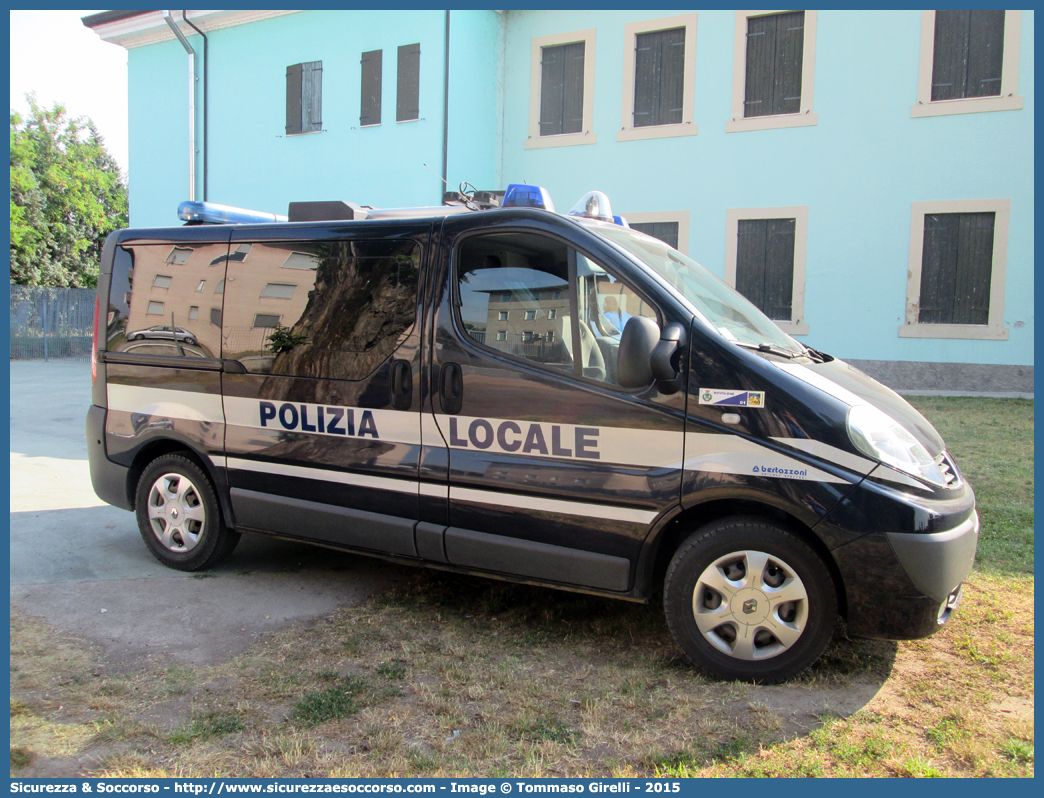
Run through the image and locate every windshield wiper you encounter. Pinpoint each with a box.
[733,341,803,359]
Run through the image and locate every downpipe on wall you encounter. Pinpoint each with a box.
[163,10,196,201]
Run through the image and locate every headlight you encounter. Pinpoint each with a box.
[847,404,947,486]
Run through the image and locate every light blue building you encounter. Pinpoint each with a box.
[85,9,1033,392]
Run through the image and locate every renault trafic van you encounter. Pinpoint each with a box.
[87,187,978,682]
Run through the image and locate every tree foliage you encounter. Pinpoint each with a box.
[10,94,128,288]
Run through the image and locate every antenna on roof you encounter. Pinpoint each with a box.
[423,162,453,191]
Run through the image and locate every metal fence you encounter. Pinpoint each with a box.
[10,286,96,361]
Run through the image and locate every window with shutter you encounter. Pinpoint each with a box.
[918,212,994,325]
[901,199,1009,339]
[360,50,382,126]
[630,221,680,251]
[539,42,585,136]
[286,61,322,135]
[744,12,805,118]
[633,27,685,127]
[735,218,796,321]
[285,63,302,135]
[397,43,421,122]
[912,11,1023,117]
[302,61,322,132]
[931,11,1005,101]
[725,207,808,334]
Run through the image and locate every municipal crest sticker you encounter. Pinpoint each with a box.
[698,388,766,408]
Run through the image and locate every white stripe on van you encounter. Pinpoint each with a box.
[685,433,850,484]
[772,363,867,408]
[226,457,419,495]
[450,486,658,525]
[107,384,224,423]
[112,387,856,487]
[225,457,654,524]
[770,437,877,475]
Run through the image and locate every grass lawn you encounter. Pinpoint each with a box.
[10,398,1033,777]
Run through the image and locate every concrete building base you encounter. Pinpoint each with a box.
[846,359,1034,399]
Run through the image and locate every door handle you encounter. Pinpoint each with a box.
[439,362,463,415]
[391,359,412,410]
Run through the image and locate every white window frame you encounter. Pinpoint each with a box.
[526,28,597,149]
[146,301,165,316]
[724,206,809,335]
[911,10,1023,118]
[726,10,818,133]
[899,199,1010,340]
[618,13,699,142]
[621,211,691,256]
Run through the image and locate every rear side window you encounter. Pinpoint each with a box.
[108,242,229,358]
[222,239,420,380]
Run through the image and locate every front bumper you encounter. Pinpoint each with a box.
[817,478,978,640]
[886,512,979,604]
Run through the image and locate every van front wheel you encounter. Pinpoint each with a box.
[663,517,837,683]
[135,453,239,571]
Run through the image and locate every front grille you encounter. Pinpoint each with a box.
[934,451,961,488]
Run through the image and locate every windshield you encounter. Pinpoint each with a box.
[585,222,804,354]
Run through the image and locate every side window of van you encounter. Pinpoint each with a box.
[222,239,420,381]
[458,232,573,374]
[110,243,229,359]
[457,233,659,386]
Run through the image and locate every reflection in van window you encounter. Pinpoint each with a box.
[457,232,572,374]
[222,239,420,381]
[112,243,227,358]
[165,247,192,265]
[253,313,282,328]
[281,251,320,270]
[261,282,297,299]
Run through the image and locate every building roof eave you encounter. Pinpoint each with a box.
[81,9,303,49]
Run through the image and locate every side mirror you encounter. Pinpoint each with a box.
[651,322,687,394]
[617,316,659,388]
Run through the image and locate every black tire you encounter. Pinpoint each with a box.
[135,453,240,571]
[663,517,837,683]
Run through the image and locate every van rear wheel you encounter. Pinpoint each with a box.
[135,453,239,571]
[663,517,837,683]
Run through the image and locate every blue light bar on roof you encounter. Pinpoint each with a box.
[178,200,288,225]
[501,184,556,212]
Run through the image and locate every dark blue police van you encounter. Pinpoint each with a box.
[87,186,978,682]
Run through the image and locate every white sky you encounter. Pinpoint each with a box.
[10,9,129,174]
